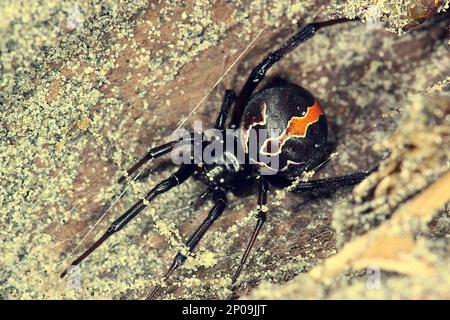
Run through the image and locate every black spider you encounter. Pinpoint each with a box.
[61,18,374,299]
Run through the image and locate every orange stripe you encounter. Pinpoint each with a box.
[260,101,323,156]
[286,101,323,138]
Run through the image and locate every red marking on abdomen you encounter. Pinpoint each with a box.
[261,101,323,156]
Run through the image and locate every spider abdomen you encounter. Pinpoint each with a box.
[238,83,328,176]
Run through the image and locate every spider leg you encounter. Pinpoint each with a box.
[215,89,236,130]
[133,159,174,182]
[147,189,228,299]
[118,133,194,183]
[231,18,354,127]
[60,164,195,278]
[266,169,373,192]
[193,188,212,210]
[232,177,268,284]
[291,171,371,193]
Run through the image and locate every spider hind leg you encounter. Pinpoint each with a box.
[60,164,195,278]
[147,189,228,299]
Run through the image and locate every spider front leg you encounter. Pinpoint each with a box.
[60,164,195,278]
[147,189,228,299]
[118,133,194,183]
[232,176,269,284]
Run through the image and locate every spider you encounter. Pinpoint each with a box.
[61,17,374,299]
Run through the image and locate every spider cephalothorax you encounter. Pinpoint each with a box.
[61,18,374,299]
